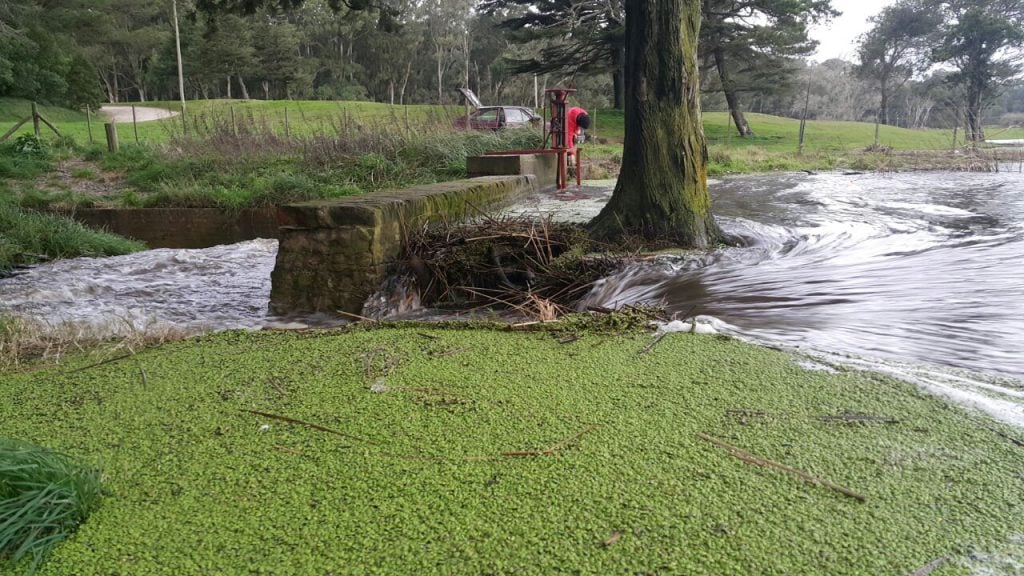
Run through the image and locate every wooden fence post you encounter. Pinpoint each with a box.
[132,105,140,144]
[31,102,41,138]
[105,122,119,153]
[87,106,94,144]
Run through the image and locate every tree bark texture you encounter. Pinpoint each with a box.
[712,47,752,137]
[588,0,721,248]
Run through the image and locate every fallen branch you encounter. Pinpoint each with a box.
[696,432,866,502]
[240,409,363,445]
[503,424,599,457]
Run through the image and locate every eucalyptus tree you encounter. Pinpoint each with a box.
[856,0,939,126]
[929,0,1024,141]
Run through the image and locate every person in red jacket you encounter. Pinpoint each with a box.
[566,107,591,150]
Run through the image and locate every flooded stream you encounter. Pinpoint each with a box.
[1,171,1022,424]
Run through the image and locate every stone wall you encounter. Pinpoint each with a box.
[269,174,543,316]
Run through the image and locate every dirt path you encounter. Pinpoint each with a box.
[100,105,179,123]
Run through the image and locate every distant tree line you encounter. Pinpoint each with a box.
[0,0,1021,139]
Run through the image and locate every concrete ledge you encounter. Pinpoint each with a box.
[467,153,558,188]
[269,174,543,316]
[52,207,279,249]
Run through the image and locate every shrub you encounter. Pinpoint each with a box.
[0,439,103,571]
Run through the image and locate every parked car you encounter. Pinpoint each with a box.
[453,88,541,131]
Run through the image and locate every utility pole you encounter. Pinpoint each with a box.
[173,0,187,133]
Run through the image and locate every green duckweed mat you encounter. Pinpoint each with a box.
[1,327,1022,575]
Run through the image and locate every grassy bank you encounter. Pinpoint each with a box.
[1,324,1022,574]
[2,98,1021,211]
[0,201,144,271]
[0,137,144,271]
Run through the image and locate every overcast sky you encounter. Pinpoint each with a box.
[808,0,895,62]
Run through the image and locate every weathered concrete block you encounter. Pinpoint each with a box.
[467,153,558,189]
[269,175,542,317]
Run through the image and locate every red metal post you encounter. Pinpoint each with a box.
[545,88,576,190]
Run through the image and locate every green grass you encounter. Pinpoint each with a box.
[0,98,990,153]
[0,439,103,572]
[0,199,145,270]
[2,98,1019,208]
[0,99,88,124]
[0,325,1021,574]
[69,127,544,210]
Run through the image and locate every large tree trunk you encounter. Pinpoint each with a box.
[262,80,270,100]
[712,47,752,137]
[588,0,720,247]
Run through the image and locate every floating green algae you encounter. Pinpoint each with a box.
[0,327,1021,575]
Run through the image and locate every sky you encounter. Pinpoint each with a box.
[808,0,895,62]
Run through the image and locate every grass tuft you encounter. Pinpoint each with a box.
[0,439,102,572]
[0,202,144,271]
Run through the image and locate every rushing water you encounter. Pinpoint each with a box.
[1,171,1022,425]
[511,171,1024,426]
[0,239,280,334]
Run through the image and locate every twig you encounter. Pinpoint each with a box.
[557,334,580,344]
[989,427,1024,448]
[910,556,947,576]
[602,531,623,548]
[335,309,377,323]
[503,424,600,457]
[430,347,467,358]
[139,367,148,386]
[820,413,899,425]
[240,409,363,445]
[638,333,667,356]
[696,432,866,502]
[69,352,134,373]
[274,445,305,455]
[416,332,439,340]
[267,377,288,396]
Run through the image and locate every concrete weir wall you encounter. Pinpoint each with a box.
[269,173,545,316]
[54,208,279,249]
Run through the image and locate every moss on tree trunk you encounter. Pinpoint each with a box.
[588,0,722,248]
